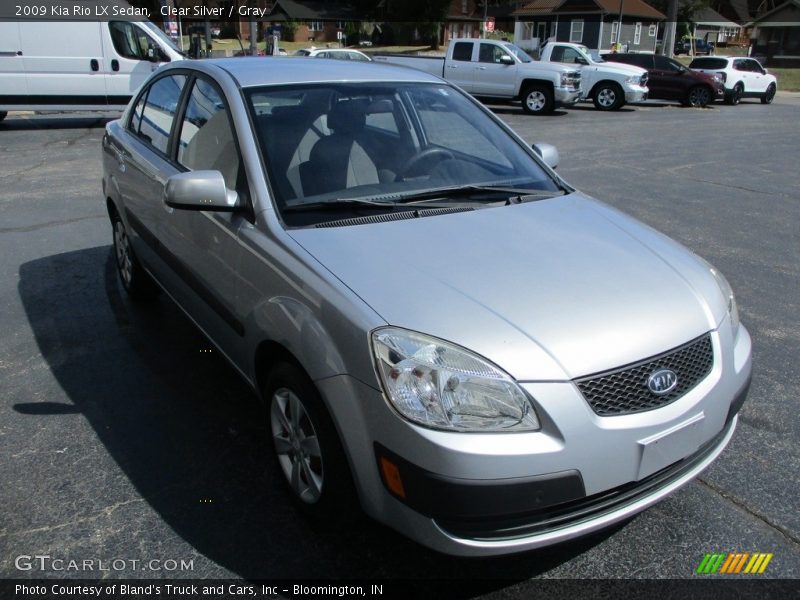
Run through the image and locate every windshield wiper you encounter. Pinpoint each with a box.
[398,184,567,205]
[283,198,397,213]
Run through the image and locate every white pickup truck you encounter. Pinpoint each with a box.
[372,38,581,115]
[538,42,649,110]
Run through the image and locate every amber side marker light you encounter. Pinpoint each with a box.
[380,456,406,499]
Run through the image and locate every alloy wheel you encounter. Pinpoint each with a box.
[270,387,324,504]
[113,221,133,287]
[597,88,616,108]
[526,90,546,113]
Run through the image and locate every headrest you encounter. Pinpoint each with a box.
[327,99,369,133]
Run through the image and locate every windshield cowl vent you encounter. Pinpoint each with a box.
[315,207,474,229]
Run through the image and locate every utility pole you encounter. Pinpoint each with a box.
[482,0,488,39]
[662,0,678,57]
[617,0,624,44]
[249,0,257,55]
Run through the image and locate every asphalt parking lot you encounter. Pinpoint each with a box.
[1,95,798,588]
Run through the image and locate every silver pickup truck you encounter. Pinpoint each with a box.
[372,38,581,115]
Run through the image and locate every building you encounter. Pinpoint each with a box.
[747,0,800,66]
[267,0,359,44]
[513,0,666,53]
[693,6,743,45]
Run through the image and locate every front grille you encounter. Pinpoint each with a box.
[575,334,714,416]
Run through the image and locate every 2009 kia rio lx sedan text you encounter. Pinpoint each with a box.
[102,58,752,556]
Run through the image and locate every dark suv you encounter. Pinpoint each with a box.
[675,39,715,55]
[604,53,725,107]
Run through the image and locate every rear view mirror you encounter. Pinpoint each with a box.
[499,55,514,65]
[164,171,240,211]
[532,143,559,170]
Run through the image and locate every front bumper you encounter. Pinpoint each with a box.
[554,87,583,106]
[316,322,752,556]
[625,84,649,103]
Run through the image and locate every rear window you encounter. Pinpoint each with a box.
[452,42,473,62]
[689,57,728,70]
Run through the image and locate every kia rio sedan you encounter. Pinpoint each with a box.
[102,58,752,556]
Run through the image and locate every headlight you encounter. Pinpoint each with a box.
[710,267,740,336]
[712,73,723,83]
[560,71,580,89]
[372,328,540,432]
[624,76,638,85]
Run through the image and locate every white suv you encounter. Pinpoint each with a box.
[689,56,777,105]
[294,47,371,61]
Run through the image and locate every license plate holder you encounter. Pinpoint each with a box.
[638,413,705,479]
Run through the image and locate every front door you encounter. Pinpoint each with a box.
[472,43,517,97]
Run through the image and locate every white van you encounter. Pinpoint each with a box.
[0,20,184,121]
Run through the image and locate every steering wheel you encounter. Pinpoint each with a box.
[395,147,455,181]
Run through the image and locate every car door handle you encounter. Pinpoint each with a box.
[111,59,119,72]
[90,59,99,72]
[0,51,22,57]
[447,64,458,69]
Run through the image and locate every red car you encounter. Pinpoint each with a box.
[604,53,725,107]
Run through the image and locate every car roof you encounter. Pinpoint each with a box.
[178,57,439,88]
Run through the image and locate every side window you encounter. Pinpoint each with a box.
[138,74,186,155]
[129,93,147,133]
[550,46,565,62]
[108,21,155,61]
[479,44,510,64]
[654,55,678,71]
[559,47,584,64]
[365,111,399,134]
[733,59,747,71]
[747,60,763,73]
[452,42,473,62]
[177,78,241,192]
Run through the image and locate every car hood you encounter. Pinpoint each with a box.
[588,61,647,77]
[288,194,726,381]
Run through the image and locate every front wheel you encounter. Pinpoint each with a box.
[761,83,776,104]
[265,362,357,522]
[726,82,743,105]
[521,84,554,115]
[686,86,712,108]
[593,83,624,110]
[111,211,159,300]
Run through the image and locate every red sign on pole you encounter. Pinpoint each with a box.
[485,17,495,33]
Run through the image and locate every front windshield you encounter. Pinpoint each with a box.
[246,82,559,225]
[141,22,183,55]
[503,43,532,63]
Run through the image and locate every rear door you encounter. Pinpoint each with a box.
[472,43,516,97]
[0,22,27,101]
[445,41,475,92]
[19,21,107,106]
[116,73,188,280]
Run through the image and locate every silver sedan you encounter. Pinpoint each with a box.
[101,57,752,556]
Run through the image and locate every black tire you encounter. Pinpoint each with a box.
[0,111,7,123]
[761,83,776,104]
[592,82,625,111]
[110,210,159,301]
[521,84,554,115]
[686,85,712,108]
[726,82,743,105]
[264,361,357,524]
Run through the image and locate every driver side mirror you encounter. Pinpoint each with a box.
[499,54,514,65]
[576,56,589,66]
[532,143,559,170]
[164,171,240,211]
